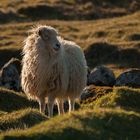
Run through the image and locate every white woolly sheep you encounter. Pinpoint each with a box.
[21,25,87,117]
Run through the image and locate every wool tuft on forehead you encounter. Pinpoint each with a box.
[28,25,58,36]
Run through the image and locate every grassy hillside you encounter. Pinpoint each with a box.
[0,88,38,112]
[0,11,140,76]
[1,108,140,139]
[0,0,139,22]
[81,87,140,112]
[0,108,47,132]
[0,1,140,139]
[0,86,140,139]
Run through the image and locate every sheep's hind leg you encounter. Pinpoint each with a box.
[56,99,64,115]
[47,96,55,117]
[39,97,46,114]
[68,98,75,113]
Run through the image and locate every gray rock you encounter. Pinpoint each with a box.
[87,65,115,86]
[115,69,140,88]
[0,76,2,86]
[0,58,21,91]
[80,86,96,100]
[86,66,91,85]
[80,85,113,100]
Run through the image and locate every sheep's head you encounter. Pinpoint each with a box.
[37,25,61,52]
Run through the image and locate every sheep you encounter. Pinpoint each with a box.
[21,25,87,117]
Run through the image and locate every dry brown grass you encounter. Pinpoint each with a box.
[0,7,140,73]
[0,0,139,23]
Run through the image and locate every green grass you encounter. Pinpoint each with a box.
[0,87,139,139]
[83,87,140,112]
[0,108,140,140]
[0,88,38,112]
[0,109,47,132]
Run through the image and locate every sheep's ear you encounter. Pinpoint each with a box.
[38,29,42,36]
[38,29,49,40]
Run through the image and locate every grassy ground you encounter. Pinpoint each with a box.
[0,0,139,22]
[0,108,47,132]
[81,87,140,112]
[0,11,140,75]
[0,0,140,139]
[0,86,140,139]
[0,88,38,112]
[0,108,140,139]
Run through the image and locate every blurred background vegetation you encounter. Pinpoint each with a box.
[0,0,140,22]
[0,0,140,75]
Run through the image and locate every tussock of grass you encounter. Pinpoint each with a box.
[85,42,140,68]
[81,86,113,104]
[87,87,140,111]
[0,88,38,112]
[0,108,140,140]
[0,108,47,132]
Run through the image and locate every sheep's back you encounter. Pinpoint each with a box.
[63,40,87,98]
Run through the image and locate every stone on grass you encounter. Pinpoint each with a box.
[87,65,115,86]
[0,58,21,91]
[115,69,140,88]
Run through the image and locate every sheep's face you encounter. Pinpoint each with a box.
[38,26,61,53]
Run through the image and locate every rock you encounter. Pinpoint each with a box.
[80,86,96,100]
[0,58,21,91]
[86,66,91,85]
[80,85,113,100]
[0,76,2,86]
[115,69,140,88]
[87,65,116,86]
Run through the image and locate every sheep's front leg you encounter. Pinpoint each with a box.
[56,99,64,115]
[39,97,46,113]
[68,98,75,112]
[47,96,55,117]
